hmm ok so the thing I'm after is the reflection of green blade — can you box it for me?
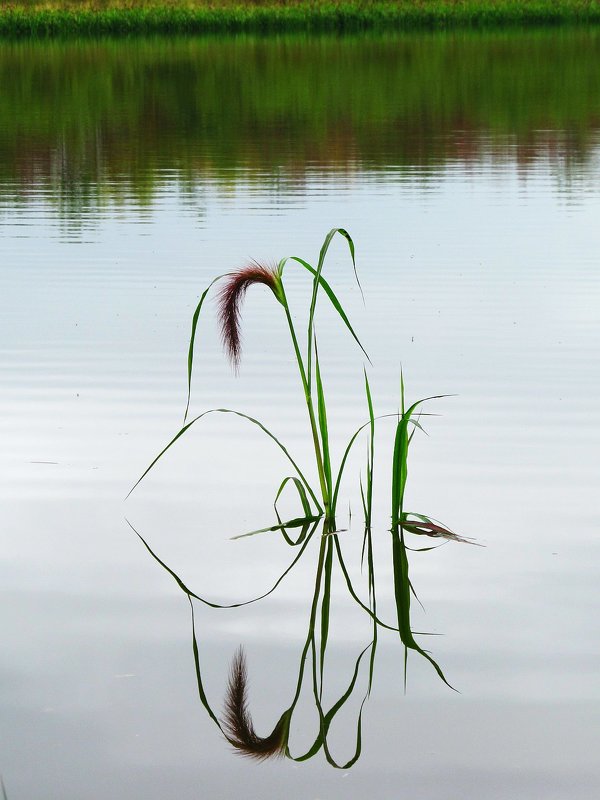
[286,530,374,769]
[319,536,334,699]
[128,519,318,609]
[293,639,371,769]
[391,526,456,691]
[188,595,223,732]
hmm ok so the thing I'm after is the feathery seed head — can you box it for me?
[218,262,283,370]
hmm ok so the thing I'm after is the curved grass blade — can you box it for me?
[280,255,370,364]
[126,407,321,513]
[274,475,312,518]
[184,275,224,423]
[308,228,359,389]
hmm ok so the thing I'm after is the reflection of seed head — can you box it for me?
[222,646,288,761]
[218,262,280,371]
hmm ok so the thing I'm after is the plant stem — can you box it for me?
[280,287,331,521]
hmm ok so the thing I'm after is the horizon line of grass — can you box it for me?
[3,1,600,38]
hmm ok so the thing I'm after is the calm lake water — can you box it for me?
[1,29,599,799]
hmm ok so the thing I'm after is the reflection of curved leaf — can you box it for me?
[188,595,223,731]
[129,519,319,609]
[333,536,401,633]
[131,509,458,767]
[391,526,457,692]
[289,641,372,769]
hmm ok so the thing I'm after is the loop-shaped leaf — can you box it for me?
[127,407,320,513]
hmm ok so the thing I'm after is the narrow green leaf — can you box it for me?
[391,393,451,524]
[184,275,224,423]
[307,228,359,389]
[280,255,370,364]
[364,368,375,527]
[314,340,332,503]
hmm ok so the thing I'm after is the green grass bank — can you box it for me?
[2,1,600,37]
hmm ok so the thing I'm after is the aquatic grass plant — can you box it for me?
[127,227,481,762]
[131,227,368,528]
[3,1,600,38]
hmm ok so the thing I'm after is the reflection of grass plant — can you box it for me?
[128,227,479,763]
[131,502,471,764]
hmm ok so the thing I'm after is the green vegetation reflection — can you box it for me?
[2,30,600,216]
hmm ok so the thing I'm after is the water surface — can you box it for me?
[1,29,599,799]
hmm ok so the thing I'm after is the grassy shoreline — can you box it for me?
[2,1,600,37]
